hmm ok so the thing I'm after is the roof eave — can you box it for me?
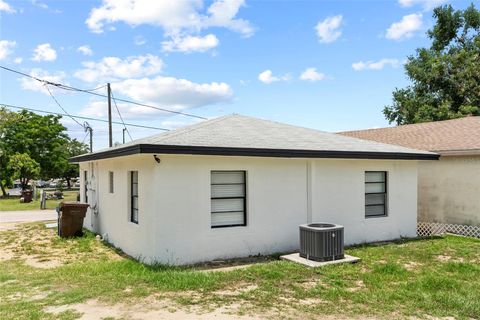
[69,144,440,163]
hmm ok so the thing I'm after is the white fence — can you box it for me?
[417,222,480,238]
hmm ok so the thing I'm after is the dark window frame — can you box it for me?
[211,170,247,228]
[365,171,388,218]
[130,171,138,224]
[109,171,114,194]
[84,170,88,203]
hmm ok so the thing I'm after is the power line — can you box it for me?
[1,103,170,131]
[0,65,106,92]
[110,89,133,141]
[44,83,84,129]
[0,65,208,120]
[81,130,90,144]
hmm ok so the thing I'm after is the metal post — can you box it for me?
[84,122,93,153]
[89,127,93,152]
[107,83,112,147]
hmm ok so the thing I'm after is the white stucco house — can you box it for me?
[341,116,480,227]
[71,115,438,265]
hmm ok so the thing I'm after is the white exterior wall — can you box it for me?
[80,155,418,265]
[418,156,480,226]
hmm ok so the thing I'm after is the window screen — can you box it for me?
[211,171,246,228]
[130,171,138,223]
[84,170,88,203]
[365,171,387,217]
[109,171,114,193]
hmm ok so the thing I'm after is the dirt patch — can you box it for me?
[213,284,258,296]
[0,222,123,268]
[346,280,365,292]
[44,297,265,320]
[436,255,451,262]
[0,222,19,231]
[404,261,423,271]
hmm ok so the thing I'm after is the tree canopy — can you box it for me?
[7,153,40,190]
[384,4,480,125]
[0,107,89,195]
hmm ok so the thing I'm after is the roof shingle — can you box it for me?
[340,116,480,155]
[72,114,438,162]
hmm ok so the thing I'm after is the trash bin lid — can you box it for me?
[59,201,89,208]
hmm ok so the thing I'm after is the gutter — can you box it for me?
[70,144,440,163]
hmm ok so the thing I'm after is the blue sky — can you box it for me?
[0,0,473,149]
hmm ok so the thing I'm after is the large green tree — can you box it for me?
[0,108,19,196]
[7,153,40,191]
[384,4,480,125]
[62,139,89,188]
[1,109,69,180]
[0,108,89,196]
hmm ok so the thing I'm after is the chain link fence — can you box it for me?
[417,221,480,238]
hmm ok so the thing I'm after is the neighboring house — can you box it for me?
[341,116,480,227]
[71,115,437,265]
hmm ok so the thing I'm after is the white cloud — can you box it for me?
[258,70,290,84]
[20,68,67,94]
[32,43,57,61]
[74,54,164,83]
[398,0,447,10]
[299,68,326,82]
[112,76,234,110]
[13,57,22,64]
[0,40,16,60]
[0,0,15,13]
[86,0,254,37]
[80,100,158,119]
[386,13,423,40]
[162,34,219,53]
[81,77,233,118]
[77,45,93,56]
[315,15,343,43]
[352,58,401,71]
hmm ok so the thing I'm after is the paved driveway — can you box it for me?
[0,210,57,223]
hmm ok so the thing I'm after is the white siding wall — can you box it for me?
[80,155,418,265]
[418,156,480,226]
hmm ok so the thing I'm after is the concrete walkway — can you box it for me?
[0,210,57,223]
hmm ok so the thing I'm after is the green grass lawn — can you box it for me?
[0,222,479,319]
[0,190,78,211]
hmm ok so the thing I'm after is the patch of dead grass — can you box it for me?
[0,222,123,268]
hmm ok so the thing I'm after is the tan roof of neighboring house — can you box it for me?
[340,116,480,155]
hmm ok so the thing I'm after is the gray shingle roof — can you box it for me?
[71,114,438,162]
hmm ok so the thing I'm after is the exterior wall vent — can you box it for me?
[299,223,344,261]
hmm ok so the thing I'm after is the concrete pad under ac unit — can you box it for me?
[280,253,360,268]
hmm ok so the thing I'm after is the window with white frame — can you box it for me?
[130,171,138,223]
[109,171,114,193]
[365,171,387,218]
[211,171,246,228]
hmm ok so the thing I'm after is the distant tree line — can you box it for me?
[384,4,480,125]
[0,108,89,195]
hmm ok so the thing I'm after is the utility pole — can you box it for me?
[123,128,126,144]
[107,83,112,147]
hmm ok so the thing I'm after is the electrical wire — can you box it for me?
[0,65,208,120]
[1,103,169,131]
[81,130,90,144]
[44,83,84,129]
[0,66,106,92]
[110,89,133,141]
